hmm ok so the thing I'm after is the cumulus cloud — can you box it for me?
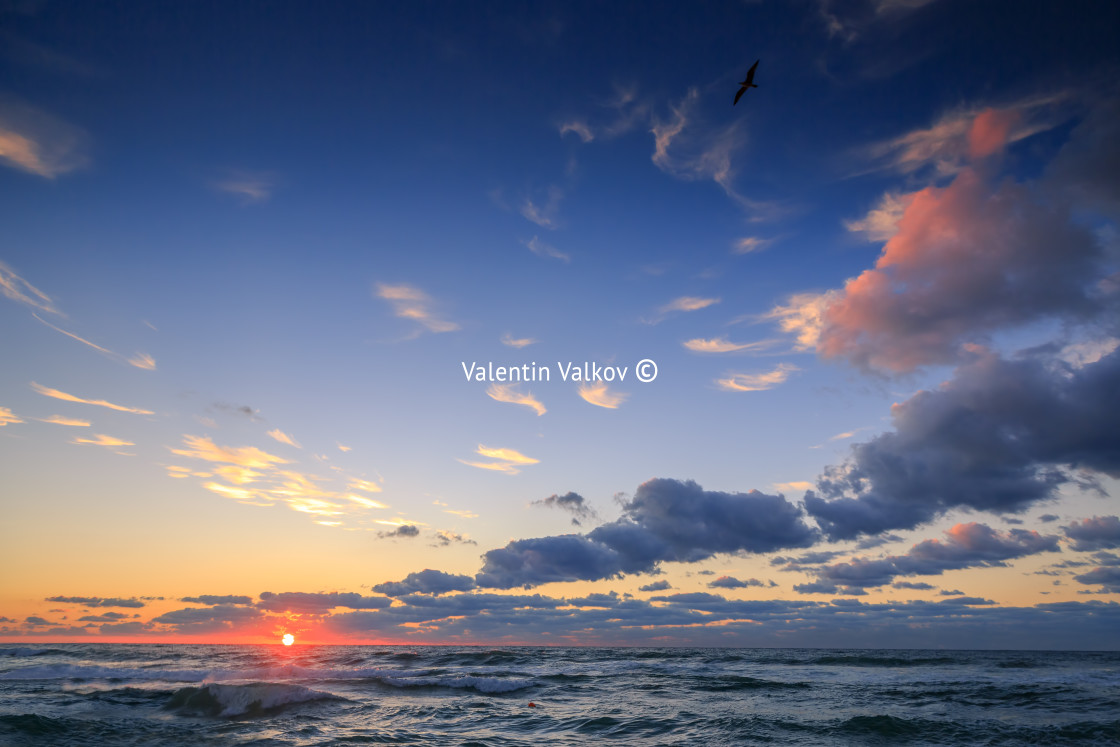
[1073,566,1120,593]
[378,524,420,539]
[806,348,1120,539]
[151,604,264,634]
[31,382,154,415]
[639,580,672,592]
[0,260,60,314]
[777,103,1113,374]
[376,283,459,334]
[486,384,546,416]
[1064,516,1120,552]
[797,523,1060,594]
[476,478,817,589]
[373,570,476,597]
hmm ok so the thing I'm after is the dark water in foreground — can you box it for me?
[1,645,1117,745]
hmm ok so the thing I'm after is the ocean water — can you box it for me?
[0,645,1117,745]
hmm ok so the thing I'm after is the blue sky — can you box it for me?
[1,0,1119,647]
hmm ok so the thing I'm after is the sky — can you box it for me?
[1,0,1119,649]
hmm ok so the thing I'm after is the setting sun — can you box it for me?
[282,634,294,646]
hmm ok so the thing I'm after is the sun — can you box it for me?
[282,633,294,646]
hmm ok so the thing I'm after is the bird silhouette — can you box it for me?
[733,59,759,106]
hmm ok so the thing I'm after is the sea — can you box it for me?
[1,645,1117,745]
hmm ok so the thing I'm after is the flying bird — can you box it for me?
[733,59,759,106]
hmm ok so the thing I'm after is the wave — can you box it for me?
[0,647,71,658]
[694,675,811,692]
[809,654,960,667]
[0,662,534,694]
[164,682,342,718]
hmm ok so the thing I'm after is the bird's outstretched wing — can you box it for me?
[733,86,747,106]
[744,59,759,86]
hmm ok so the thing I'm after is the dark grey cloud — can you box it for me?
[806,349,1120,539]
[892,581,935,590]
[76,612,129,622]
[638,580,672,592]
[373,570,476,597]
[806,523,1059,592]
[1073,566,1120,593]
[45,596,144,608]
[431,530,476,546]
[210,402,260,420]
[151,605,263,634]
[181,595,253,606]
[1064,516,1120,551]
[1038,514,1060,523]
[256,591,391,614]
[532,491,597,525]
[378,524,420,539]
[708,576,772,589]
[476,479,817,589]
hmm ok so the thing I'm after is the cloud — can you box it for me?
[486,384,546,416]
[170,435,290,469]
[432,530,477,546]
[267,429,301,448]
[31,313,158,370]
[376,283,459,334]
[45,596,144,608]
[784,103,1113,374]
[638,580,672,592]
[578,381,627,409]
[532,491,598,524]
[151,604,264,634]
[213,171,275,204]
[524,236,570,262]
[799,523,1059,594]
[30,382,154,415]
[732,237,771,254]
[660,296,720,315]
[520,186,563,229]
[337,443,351,452]
[501,333,537,348]
[181,595,253,606]
[1064,516,1120,552]
[211,402,259,420]
[476,478,817,589]
[0,406,23,426]
[683,337,776,354]
[716,364,798,392]
[257,591,390,614]
[37,415,89,427]
[558,85,649,143]
[348,479,382,494]
[373,570,476,597]
[0,261,60,314]
[72,433,133,449]
[378,524,420,539]
[892,581,935,590]
[459,444,538,475]
[0,98,88,178]
[805,348,1120,539]
[708,576,770,589]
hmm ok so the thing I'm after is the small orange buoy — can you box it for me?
[528,702,536,708]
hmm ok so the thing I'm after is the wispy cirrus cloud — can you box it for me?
[0,260,61,315]
[653,296,720,323]
[524,236,570,262]
[38,415,90,426]
[31,382,154,415]
[33,314,156,370]
[0,406,23,426]
[578,381,628,409]
[72,433,134,449]
[0,98,89,178]
[501,333,537,348]
[458,444,539,475]
[266,429,301,448]
[716,364,798,392]
[732,237,772,254]
[683,337,776,354]
[213,170,276,204]
[376,283,459,335]
[486,384,546,416]
[170,435,289,469]
[520,185,564,229]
